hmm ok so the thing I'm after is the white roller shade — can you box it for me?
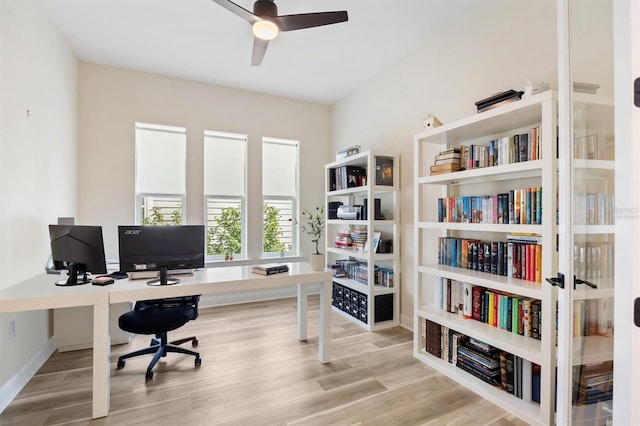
[204,131,246,196]
[263,139,297,197]
[135,123,186,194]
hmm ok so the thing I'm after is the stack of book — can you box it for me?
[456,338,501,386]
[430,148,462,175]
[334,229,353,249]
[350,227,368,251]
[573,360,613,405]
[251,263,289,276]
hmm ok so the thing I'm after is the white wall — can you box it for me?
[0,0,78,388]
[77,63,332,260]
[331,1,558,328]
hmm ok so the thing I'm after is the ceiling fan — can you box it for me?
[210,0,348,66]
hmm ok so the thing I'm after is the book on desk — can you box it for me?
[251,263,289,275]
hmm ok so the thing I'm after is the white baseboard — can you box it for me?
[0,337,55,414]
[400,313,414,331]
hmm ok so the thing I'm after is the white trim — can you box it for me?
[0,337,55,414]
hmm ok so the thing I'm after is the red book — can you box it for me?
[472,286,483,321]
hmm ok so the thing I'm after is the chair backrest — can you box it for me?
[135,295,200,320]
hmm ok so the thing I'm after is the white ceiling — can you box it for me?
[41,0,457,105]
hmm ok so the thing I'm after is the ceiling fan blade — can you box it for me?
[251,37,269,66]
[210,0,260,24]
[274,11,348,32]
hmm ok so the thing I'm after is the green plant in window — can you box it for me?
[263,205,286,253]
[143,207,164,225]
[207,206,241,257]
[143,206,182,226]
[170,209,182,225]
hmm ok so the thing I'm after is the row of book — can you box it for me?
[438,235,543,283]
[463,127,542,169]
[425,320,541,402]
[329,166,367,191]
[574,298,611,338]
[428,127,543,176]
[331,259,395,288]
[574,242,614,281]
[435,279,542,340]
[574,133,614,161]
[437,187,542,225]
[574,192,615,226]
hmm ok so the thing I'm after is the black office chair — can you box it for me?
[116,295,202,381]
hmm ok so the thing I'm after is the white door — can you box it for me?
[557,1,616,425]
[612,0,640,424]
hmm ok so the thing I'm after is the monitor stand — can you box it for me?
[147,266,180,286]
[55,263,91,286]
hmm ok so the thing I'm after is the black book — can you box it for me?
[491,241,499,275]
[519,133,529,162]
[329,168,336,191]
[483,242,491,273]
[456,359,502,386]
[251,263,289,275]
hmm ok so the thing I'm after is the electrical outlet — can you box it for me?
[9,320,16,339]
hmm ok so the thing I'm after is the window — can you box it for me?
[135,123,186,225]
[262,138,299,256]
[204,131,247,259]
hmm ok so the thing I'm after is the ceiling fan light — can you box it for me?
[252,20,279,40]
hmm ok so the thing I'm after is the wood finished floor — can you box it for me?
[1,296,528,426]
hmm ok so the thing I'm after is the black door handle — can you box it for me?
[545,272,565,289]
[574,277,597,289]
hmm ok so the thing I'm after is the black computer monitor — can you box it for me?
[118,225,205,286]
[49,225,108,286]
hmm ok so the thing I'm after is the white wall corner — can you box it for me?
[0,337,55,414]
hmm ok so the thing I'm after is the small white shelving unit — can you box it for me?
[325,150,400,331]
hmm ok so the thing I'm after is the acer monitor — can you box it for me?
[49,225,108,286]
[118,225,205,286]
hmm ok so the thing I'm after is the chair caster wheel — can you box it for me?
[195,358,202,367]
[192,338,198,347]
[117,360,125,369]
[145,371,153,381]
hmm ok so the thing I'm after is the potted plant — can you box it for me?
[301,206,325,271]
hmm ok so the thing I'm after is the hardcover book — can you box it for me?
[251,263,289,275]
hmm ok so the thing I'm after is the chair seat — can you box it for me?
[119,305,196,335]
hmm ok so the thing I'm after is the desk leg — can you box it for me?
[318,280,332,363]
[297,283,308,341]
[92,303,110,418]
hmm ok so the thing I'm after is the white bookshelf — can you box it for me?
[325,150,400,331]
[413,91,558,425]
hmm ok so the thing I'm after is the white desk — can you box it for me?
[0,263,332,419]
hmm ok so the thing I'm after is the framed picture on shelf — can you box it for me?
[375,156,394,186]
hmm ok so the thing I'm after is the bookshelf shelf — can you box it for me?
[413,92,557,425]
[417,221,542,234]
[573,335,613,365]
[418,306,542,364]
[419,264,543,299]
[418,158,546,185]
[413,349,542,426]
[325,150,400,331]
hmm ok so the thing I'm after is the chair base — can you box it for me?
[117,333,201,381]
